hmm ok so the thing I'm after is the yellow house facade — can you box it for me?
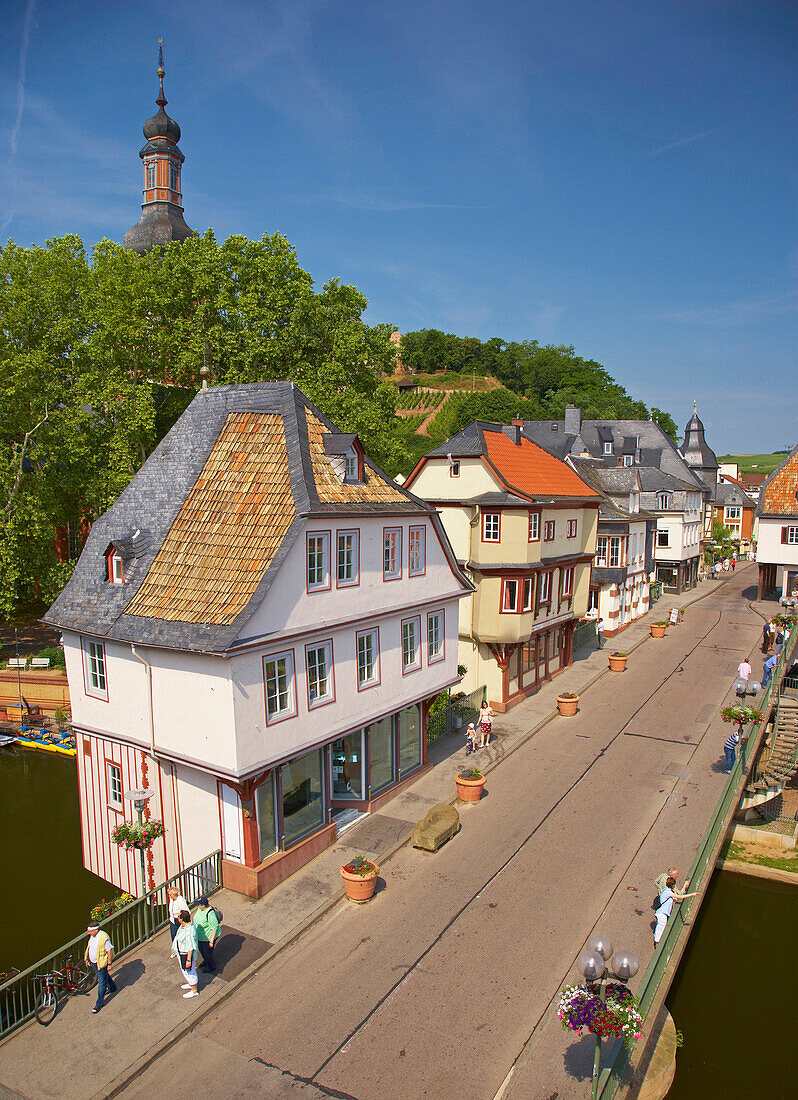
[406,422,600,711]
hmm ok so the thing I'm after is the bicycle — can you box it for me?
[34,956,96,1025]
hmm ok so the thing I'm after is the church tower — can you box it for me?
[680,401,719,492]
[124,42,196,254]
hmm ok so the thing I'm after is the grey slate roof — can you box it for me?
[44,383,466,653]
[715,482,756,508]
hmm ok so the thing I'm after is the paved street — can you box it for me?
[112,568,764,1100]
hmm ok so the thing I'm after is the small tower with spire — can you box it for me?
[680,400,719,492]
[124,41,196,253]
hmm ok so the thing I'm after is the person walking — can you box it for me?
[736,659,752,689]
[653,877,698,945]
[84,921,117,1014]
[762,621,772,654]
[596,617,605,649]
[194,897,220,974]
[171,909,200,998]
[478,699,495,747]
[710,563,716,580]
[731,555,736,572]
[724,729,740,772]
[167,885,189,943]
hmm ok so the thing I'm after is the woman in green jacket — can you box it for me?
[170,910,199,998]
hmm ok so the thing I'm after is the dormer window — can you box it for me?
[345,450,359,481]
[106,548,124,585]
[629,491,640,514]
[603,442,613,455]
[623,454,633,467]
[658,493,671,511]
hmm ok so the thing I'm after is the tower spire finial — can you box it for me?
[693,399,697,415]
[156,38,167,109]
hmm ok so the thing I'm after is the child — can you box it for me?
[465,723,478,755]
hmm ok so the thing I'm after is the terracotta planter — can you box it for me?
[608,654,628,673]
[340,863,379,903]
[650,624,667,638]
[556,694,579,716]
[455,772,486,802]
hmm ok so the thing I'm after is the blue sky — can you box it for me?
[1,0,796,454]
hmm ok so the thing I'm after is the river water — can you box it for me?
[666,869,798,1097]
[0,746,110,975]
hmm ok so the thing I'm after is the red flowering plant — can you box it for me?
[721,705,763,726]
[111,819,165,850]
[90,893,135,921]
[557,983,643,1050]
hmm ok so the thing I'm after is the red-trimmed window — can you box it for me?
[107,762,123,810]
[544,520,555,542]
[384,528,402,580]
[105,547,124,585]
[561,567,574,599]
[522,577,534,612]
[501,578,519,613]
[781,526,798,545]
[356,628,380,689]
[482,512,501,542]
[539,572,552,606]
[336,530,359,587]
[306,640,334,709]
[263,650,297,724]
[409,526,426,576]
[83,638,108,701]
[528,512,540,542]
[307,532,331,592]
[427,609,445,663]
[401,616,421,673]
[566,519,578,539]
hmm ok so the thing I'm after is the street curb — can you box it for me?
[93,570,743,1098]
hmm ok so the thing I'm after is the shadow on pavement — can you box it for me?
[114,958,145,991]
[213,929,273,983]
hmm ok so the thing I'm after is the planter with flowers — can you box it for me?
[455,767,486,802]
[556,691,579,716]
[557,983,644,1050]
[608,651,628,673]
[340,855,380,903]
[90,893,135,922]
[111,819,166,851]
[650,622,667,638]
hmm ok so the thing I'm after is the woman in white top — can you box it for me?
[478,700,495,748]
[167,886,189,942]
[653,876,697,945]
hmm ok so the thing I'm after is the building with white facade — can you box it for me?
[44,384,471,898]
[756,444,798,601]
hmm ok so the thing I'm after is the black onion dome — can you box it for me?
[143,105,181,144]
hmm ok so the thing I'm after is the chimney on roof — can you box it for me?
[564,405,582,435]
[511,418,524,427]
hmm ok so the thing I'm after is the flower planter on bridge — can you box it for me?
[650,622,667,638]
[556,692,579,716]
[608,652,628,672]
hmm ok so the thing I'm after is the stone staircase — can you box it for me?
[742,697,798,811]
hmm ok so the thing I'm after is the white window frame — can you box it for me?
[623,454,633,466]
[603,441,613,455]
[522,577,534,612]
[595,536,608,567]
[356,628,380,689]
[528,512,540,542]
[305,640,334,709]
[544,520,556,542]
[449,460,460,478]
[561,566,574,599]
[658,494,671,511]
[608,536,622,568]
[336,530,359,588]
[83,638,108,701]
[427,610,445,663]
[401,616,421,673]
[409,525,426,576]
[384,527,402,580]
[501,579,519,613]
[307,532,331,592]
[566,519,578,539]
[107,762,123,810]
[482,512,501,542]
[786,527,798,545]
[344,449,359,482]
[263,650,297,724]
[539,572,552,605]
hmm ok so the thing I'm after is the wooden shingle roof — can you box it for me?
[306,411,407,505]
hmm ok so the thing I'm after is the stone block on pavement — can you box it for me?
[411,803,460,851]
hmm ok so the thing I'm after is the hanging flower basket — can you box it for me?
[90,893,135,921]
[557,983,644,1050]
[721,705,764,726]
[340,856,380,903]
[111,819,166,851]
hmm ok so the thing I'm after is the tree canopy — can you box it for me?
[0,231,400,616]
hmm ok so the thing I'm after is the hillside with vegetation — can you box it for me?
[718,453,789,476]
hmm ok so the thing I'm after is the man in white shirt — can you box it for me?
[737,659,752,685]
[168,886,189,942]
[84,922,116,1013]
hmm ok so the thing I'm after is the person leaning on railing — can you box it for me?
[653,877,698,945]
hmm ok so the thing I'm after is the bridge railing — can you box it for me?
[0,850,222,1038]
[427,685,486,745]
[596,634,797,1099]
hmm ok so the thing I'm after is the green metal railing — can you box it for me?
[0,850,222,1037]
[573,619,598,651]
[595,636,797,1099]
[427,685,486,745]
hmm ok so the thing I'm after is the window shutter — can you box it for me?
[782,527,789,544]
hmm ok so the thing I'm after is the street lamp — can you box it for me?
[124,788,154,928]
[577,934,639,1100]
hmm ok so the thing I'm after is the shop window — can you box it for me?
[336,530,359,587]
[369,715,394,793]
[256,776,277,858]
[409,526,426,575]
[398,704,421,775]
[332,731,364,800]
[263,651,296,723]
[281,748,325,847]
[307,532,330,591]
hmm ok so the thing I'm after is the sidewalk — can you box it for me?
[0,568,758,1100]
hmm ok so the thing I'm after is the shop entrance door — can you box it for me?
[331,730,365,804]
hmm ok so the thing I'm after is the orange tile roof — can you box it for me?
[761,448,798,515]
[305,411,408,503]
[126,412,294,625]
[483,431,599,499]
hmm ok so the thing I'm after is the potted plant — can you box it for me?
[650,621,667,638]
[90,893,135,922]
[556,691,579,716]
[608,651,628,672]
[557,983,643,1050]
[455,767,486,802]
[110,819,165,850]
[340,855,380,903]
